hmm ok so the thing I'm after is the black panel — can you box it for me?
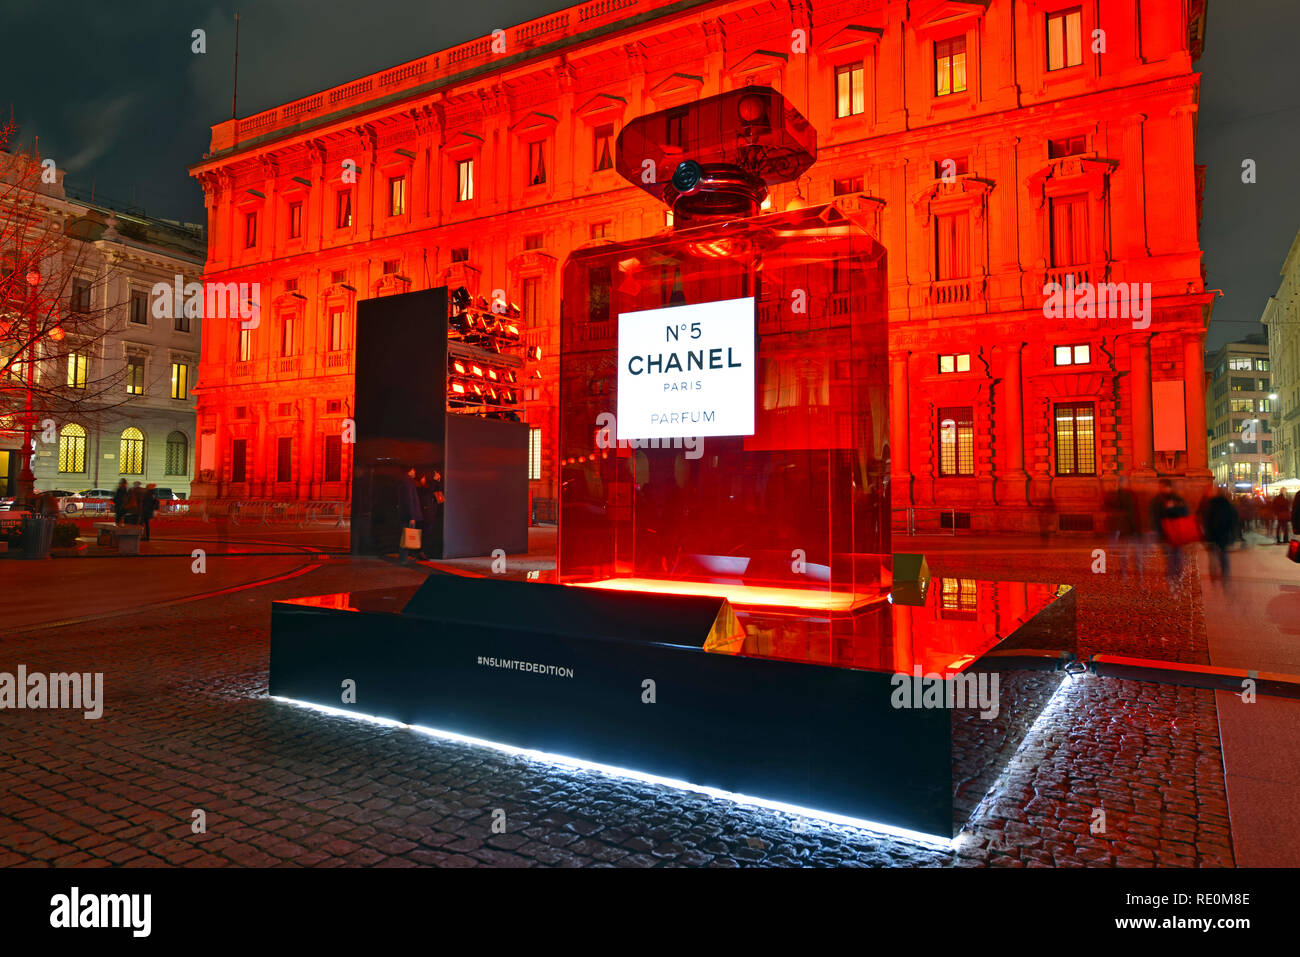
[403,574,726,648]
[350,288,448,555]
[443,415,529,558]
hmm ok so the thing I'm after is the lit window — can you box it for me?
[389,175,406,217]
[280,316,295,357]
[289,201,303,239]
[457,159,475,202]
[1055,344,1090,366]
[170,362,189,399]
[835,63,865,118]
[935,36,967,96]
[126,358,145,395]
[238,327,252,362]
[1047,8,1083,72]
[938,407,975,476]
[1049,194,1089,267]
[329,307,345,352]
[529,427,542,481]
[120,427,144,475]
[67,352,87,389]
[336,190,352,229]
[528,141,547,187]
[58,424,86,473]
[1054,403,1096,475]
[594,124,614,172]
[245,211,258,248]
[938,353,970,374]
[1229,356,1252,371]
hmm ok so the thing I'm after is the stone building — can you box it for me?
[188,0,1213,532]
[1205,334,1275,489]
[1262,229,1300,482]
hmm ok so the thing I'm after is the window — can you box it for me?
[280,316,295,357]
[170,362,189,399]
[590,221,611,239]
[336,190,352,229]
[834,63,865,118]
[58,424,86,473]
[245,211,258,248]
[1048,135,1087,159]
[73,278,92,313]
[388,175,406,217]
[165,431,188,476]
[529,428,542,481]
[329,306,345,351]
[833,176,864,196]
[524,234,544,251]
[238,327,252,362]
[67,352,87,389]
[1230,376,1253,391]
[120,427,144,475]
[1046,7,1083,71]
[278,402,292,418]
[933,157,969,178]
[331,269,347,284]
[276,436,293,483]
[323,434,342,482]
[665,107,687,148]
[231,438,247,483]
[935,36,967,96]
[288,201,303,239]
[382,259,399,275]
[594,124,614,171]
[1228,356,1253,371]
[522,276,540,329]
[126,358,145,395]
[1259,397,1274,413]
[1230,398,1255,413]
[235,405,247,420]
[589,266,611,323]
[1049,194,1089,267]
[938,407,975,476]
[934,211,970,280]
[129,289,147,323]
[940,578,978,614]
[1054,403,1096,475]
[326,399,342,414]
[938,353,970,374]
[528,140,547,186]
[1255,358,1270,371]
[451,247,469,263]
[457,159,475,202]
[1054,344,1091,366]
[175,306,190,333]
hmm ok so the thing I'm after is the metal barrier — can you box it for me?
[224,500,349,528]
[896,507,958,536]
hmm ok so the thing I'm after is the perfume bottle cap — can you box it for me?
[616,86,817,210]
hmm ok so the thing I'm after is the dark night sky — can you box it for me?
[3,0,1296,350]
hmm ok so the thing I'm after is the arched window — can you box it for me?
[165,431,188,476]
[120,427,144,475]
[58,423,86,473]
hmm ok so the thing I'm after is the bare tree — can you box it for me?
[0,119,135,503]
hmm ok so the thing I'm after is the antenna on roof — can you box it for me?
[232,13,241,120]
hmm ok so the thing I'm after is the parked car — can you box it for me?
[78,489,117,514]
[37,490,83,513]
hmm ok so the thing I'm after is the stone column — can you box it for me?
[890,351,912,509]
[1184,330,1211,478]
[1130,335,1155,474]
[998,341,1028,505]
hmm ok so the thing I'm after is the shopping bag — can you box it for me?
[401,526,422,550]
[1161,515,1200,547]
[1288,539,1300,564]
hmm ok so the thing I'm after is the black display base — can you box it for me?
[269,577,1076,840]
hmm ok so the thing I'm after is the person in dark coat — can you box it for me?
[397,467,422,564]
[1150,479,1190,587]
[1199,491,1238,584]
[140,484,159,542]
[1292,491,1300,540]
[112,478,129,525]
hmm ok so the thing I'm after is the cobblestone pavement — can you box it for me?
[0,552,1235,867]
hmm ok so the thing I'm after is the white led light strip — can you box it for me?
[270,695,960,850]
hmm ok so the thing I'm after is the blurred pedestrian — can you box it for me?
[1111,478,1143,578]
[397,466,422,565]
[1151,479,1194,588]
[1199,490,1238,584]
[140,483,158,542]
[1271,493,1291,544]
[112,478,129,525]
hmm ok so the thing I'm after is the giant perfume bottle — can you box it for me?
[558,87,889,612]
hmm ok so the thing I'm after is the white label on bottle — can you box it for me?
[616,297,755,440]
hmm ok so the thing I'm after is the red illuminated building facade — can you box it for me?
[190,0,1212,532]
